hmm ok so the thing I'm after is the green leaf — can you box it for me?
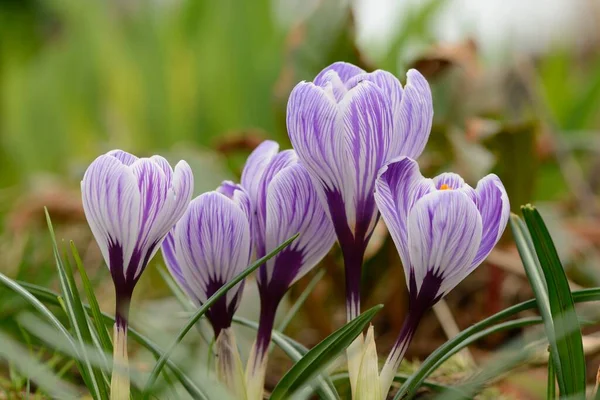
[269,304,383,400]
[17,280,209,399]
[393,288,600,399]
[233,316,339,400]
[0,331,79,399]
[329,372,469,398]
[141,233,299,398]
[45,209,107,400]
[521,205,586,398]
[548,352,556,400]
[70,242,113,354]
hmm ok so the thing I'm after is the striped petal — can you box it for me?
[162,231,200,304]
[433,172,476,201]
[472,174,510,267]
[397,69,433,159]
[254,150,298,256]
[314,61,365,87]
[218,181,254,260]
[408,190,482,297]
[339,80,394,237]
[241,140,280,204]
[108,149,138,166]
[287,82,345,218]
[81,155,140,277]
[173,192,252,333]
[374,157,434,283]
[262,164,336,290]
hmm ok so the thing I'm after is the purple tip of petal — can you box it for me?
[313,62,366,87]
[396,69,433,159]
[217,180,238,198]
[241,140,280,199]
[471,174,510,267]
[433,173,466,190]
[107,149,138,166]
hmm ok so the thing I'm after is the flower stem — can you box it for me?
[342,244,366,322]
[216,328,246,399]
[111,296,131,400]
[245,299,278,400]
[379,310,423,398]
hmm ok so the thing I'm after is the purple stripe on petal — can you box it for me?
[407,190,482,297]
[174,192,251,310]
[241,140,280,204]
[254,150,298,257]
[313,62,365,87]
[338,80,393,236]
[108,149,139,166]
[129,159,170,278]
[433,173,466,190]
[162,230,200,304]
[150,155,174,188]
[472,174,510,267]
[262,164,335,289]
[396,69,433,159]
[287,82,344,211]
[81,154,140,277]
[374,157,434,283]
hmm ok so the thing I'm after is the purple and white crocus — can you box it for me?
[81,150,193,400]
[162,183,252,396]
[241,141,336,400]
[374,157,510,396]
[287,62,433,321]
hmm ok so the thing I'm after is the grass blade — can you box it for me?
[17,281,208,399]
[0,332,79,399]
[392,288,600,399]
[141,233,299,398]
[548,352,556,400]
[70,242,113,353]
[521,205,586,398]
[269,305,383,400]
[45,209,106,400]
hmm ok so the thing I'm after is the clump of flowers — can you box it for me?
[78,62,510,400]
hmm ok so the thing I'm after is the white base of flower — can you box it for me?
[356,326,381,400]
[346,333,364,398]
[245,340,268,400]
[216,328,247,399]
[111,323,130,400]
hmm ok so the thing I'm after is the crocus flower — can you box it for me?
[287,62,433,321]
[241,141,336,400]
[374,157,510,396]
[162,182,252,397]
[81,149,193,400]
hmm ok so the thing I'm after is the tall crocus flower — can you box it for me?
[162,182,252,397]
[287,62,433,321]
[374,157,510,396]
[241,141,336,400]
[81,150,193,400]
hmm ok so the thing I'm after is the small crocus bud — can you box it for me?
[356,325,381,400]
[241,141,336,400]
[162,183,252,397]
[287,62,433,322]
[374,157,510,397]
[81,150,193,400]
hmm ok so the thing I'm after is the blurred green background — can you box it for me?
[1,0,600,398]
